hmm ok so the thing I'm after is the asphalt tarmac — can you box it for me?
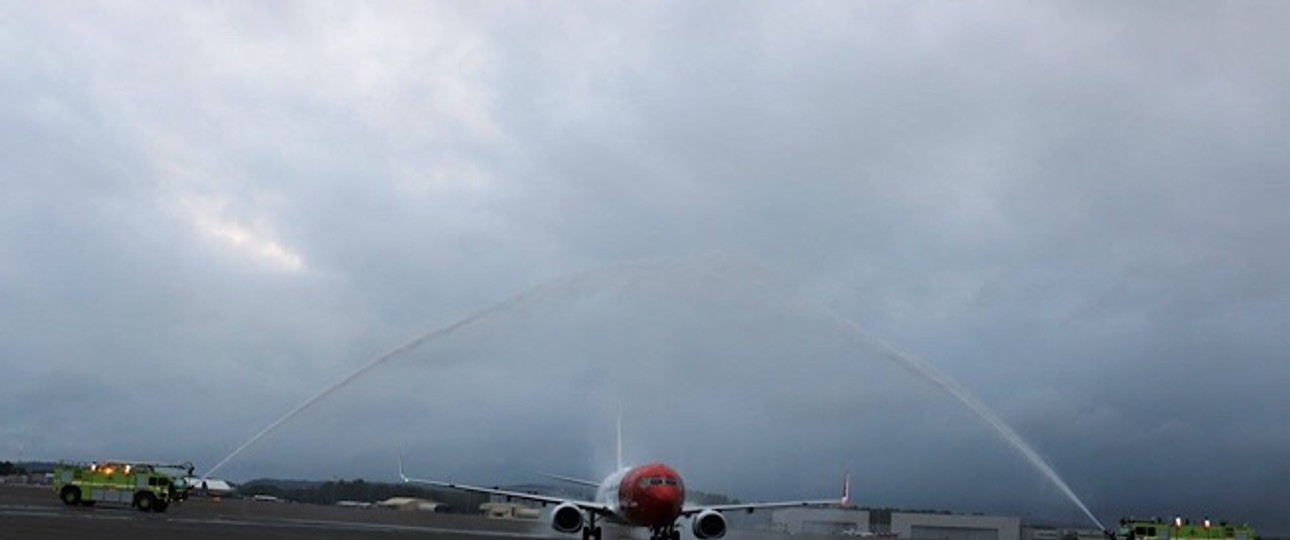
[1,484,825,540]
[0,483,559,540]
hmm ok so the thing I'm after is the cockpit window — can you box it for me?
[640,476,682,488]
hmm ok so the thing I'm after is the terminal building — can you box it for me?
[772,508,1020,540]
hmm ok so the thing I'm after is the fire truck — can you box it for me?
[1111,518,1257,540]
[53,461,195,512]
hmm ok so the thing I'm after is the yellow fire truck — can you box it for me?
[1111,518,1257,540]
[53,461,195,512]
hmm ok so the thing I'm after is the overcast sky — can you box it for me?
[2,1,1288,534]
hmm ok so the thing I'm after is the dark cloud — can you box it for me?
[2,2,1288,535]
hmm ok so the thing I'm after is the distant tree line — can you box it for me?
[239,478,490,512]
[234,478,744,515]
[0,461,27,476]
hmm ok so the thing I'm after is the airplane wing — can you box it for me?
[537,472,603,489]
[398,459,613,515]
[679,499,839,517]
[679,472,850,517]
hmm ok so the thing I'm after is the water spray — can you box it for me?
[715,260,1105,529]
[201,257,715,480]
[201,269,601,479]
[201,255,1106,531]
[821,309,1106,531]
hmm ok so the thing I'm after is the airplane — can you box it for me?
[398,427,850,540]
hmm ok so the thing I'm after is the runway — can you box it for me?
[0,483,824,540]
[0,483,559,540]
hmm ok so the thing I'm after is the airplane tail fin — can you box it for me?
[840,471,851,507]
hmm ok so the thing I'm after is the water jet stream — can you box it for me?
[201,256,721,479]
[202,269,602,479]
[822,309,1105,531]
[202,256,1105,532]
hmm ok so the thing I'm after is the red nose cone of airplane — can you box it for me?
[619,464,685,527]
[637,482,684,525]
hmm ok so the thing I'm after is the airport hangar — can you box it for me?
[772,507,1020,540]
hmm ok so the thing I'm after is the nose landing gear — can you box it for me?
[651,524,681,540]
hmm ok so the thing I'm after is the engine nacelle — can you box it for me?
[551,502,585,533]
[692,510,728,540]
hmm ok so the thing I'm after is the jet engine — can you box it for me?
[691,510,727,539]
[551,502,585,533]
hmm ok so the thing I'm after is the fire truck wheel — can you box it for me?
[60,486,81,506]
[135,492,157,512]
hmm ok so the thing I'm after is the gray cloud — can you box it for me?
[2,1,1288,534]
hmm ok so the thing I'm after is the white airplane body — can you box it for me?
[401,459,849,540]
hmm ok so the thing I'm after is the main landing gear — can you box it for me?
[582,514,602,540]
[650,525,681,540]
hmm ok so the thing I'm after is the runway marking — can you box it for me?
[0,506,138,521]
[0,504,57,512]
[0,503,557,538]
[166,515,557,538]
[0,509,61,518]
